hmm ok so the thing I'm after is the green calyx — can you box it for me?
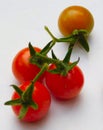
[5,63,48,119]
[49,43,80,76]
[5,83,38,119]
[30,41,79,76]
[29,41,56,68]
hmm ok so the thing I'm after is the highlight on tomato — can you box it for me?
[58,5,94,36]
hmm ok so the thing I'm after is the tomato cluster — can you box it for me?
[5,5,94,122]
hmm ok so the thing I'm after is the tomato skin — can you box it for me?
[58,5,94,36]
[45,64,84,99]
[11,81,51,122]
[12,47,45,83]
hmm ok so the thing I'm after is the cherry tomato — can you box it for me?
[45,64,84,99]
[12,47,45,83]
[58,5,94,36]
[11,81,51,122]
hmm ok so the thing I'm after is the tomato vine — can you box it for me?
[4,5,94,122]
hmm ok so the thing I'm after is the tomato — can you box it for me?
[45,64,84,99]
[11,81,51,122]
[58,5,94,36]
[12,47,45,83]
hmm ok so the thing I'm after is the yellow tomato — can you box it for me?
[58,5,94,36]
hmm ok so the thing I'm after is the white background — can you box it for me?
[0,0,103,129]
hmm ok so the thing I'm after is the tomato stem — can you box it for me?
[45,26,89,52]
[32,63,48,84]
[44,26,58,42]
[45,26,76,43]
[63,43,75,63]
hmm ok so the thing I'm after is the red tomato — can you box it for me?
[12,47,45,83]
[58,5,94,36]
[12,81,51,122]
[45,64,84,99]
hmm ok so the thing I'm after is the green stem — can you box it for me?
[44,26,58,42]
[21,63,48,108]
[68,43,75,62]
[45,26,76,43]
[63,43,75,63]
[32,63,48,84]
[45,26,89,52]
